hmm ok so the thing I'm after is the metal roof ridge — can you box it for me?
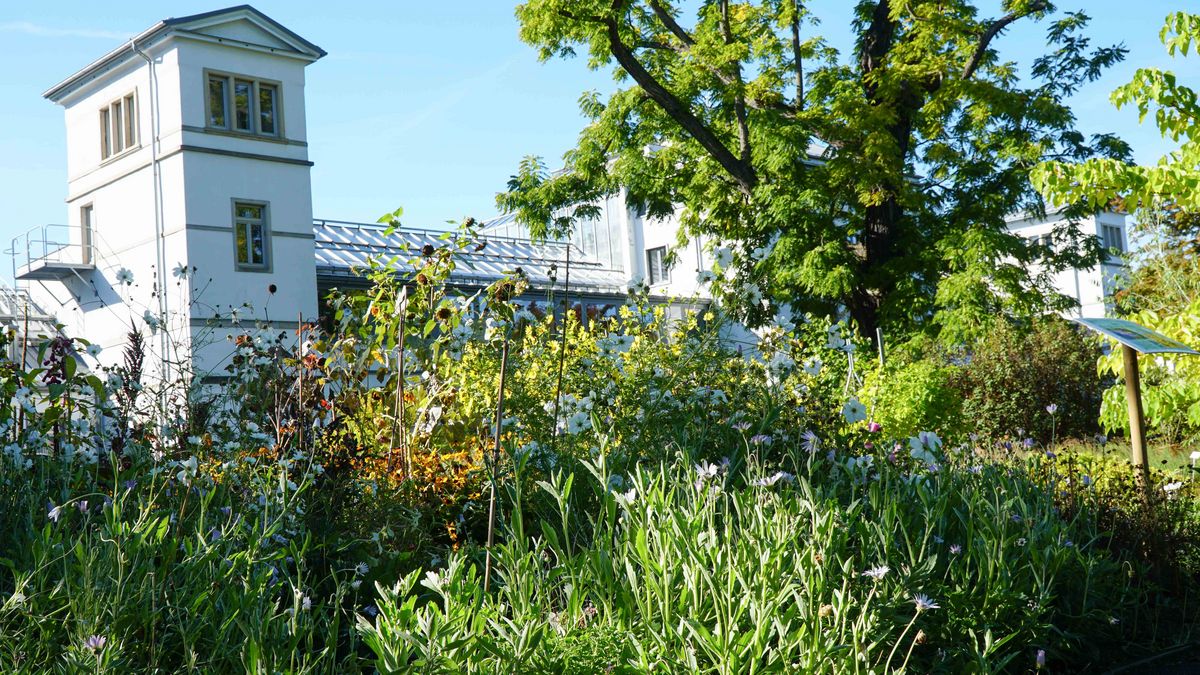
[313,218,603,262]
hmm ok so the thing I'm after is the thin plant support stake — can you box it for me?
[390,287,409,478]
[550,245,570,451]
[484,330,511,593]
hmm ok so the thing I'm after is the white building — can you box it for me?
[13,6,325,379]
[1005,208,1129,318]
[8,5,1129,381]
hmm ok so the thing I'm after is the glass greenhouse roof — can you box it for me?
[313,219,628,294]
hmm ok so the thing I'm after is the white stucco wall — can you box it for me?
[1004,211,1129,318]
[24,17,320,380]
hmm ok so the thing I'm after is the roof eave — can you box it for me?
[43,5,326,104]
[42,22,168,103]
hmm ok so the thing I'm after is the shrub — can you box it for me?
[860,359,964,439]
[952,317,1104,443]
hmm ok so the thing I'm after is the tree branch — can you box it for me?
[961,1,1049,81]
[859,0,895,80]
[648,0,695,47]
[720,0,752,165]
[636,16,798,118]
[603,1,757,194]
[791,0,804,109]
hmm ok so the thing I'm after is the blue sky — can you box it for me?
[0,0,1196,273]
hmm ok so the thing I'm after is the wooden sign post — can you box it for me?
[1074,317,1200,499]
[1120,345,1151,490]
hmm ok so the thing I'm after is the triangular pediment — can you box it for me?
[44,5,324,103]
[166,5,325,61]
[189,18,294,51]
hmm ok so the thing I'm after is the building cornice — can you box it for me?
[44,5,325,104]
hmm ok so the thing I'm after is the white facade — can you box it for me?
[484,191,717,306]
[18,6,325,379]
[1005,209,1129,318]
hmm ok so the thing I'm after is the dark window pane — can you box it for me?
[237,204,262,220]
[236,223,249,264]
[234,80,251,131]
[208,77,227,127]
[259,84,276,134]
[100,109,111,159]
[124,94,136,146]
[250,223,265,264]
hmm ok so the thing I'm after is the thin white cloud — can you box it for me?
[0,20,128,40]
[388,57,518,136]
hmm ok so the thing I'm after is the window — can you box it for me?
[99,93,136,160]
[80,205,94,265]
[233,201,269,270]
[1102,224,1125,255]
[208,77,227,127]
[206,72,281,136]
[647,246,668,285]
[259,84,277,134]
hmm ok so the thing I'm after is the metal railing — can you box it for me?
[8,223,95,279]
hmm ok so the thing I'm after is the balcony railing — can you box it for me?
[9,224,95,281]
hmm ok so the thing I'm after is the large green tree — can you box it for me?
[499,0,1129,341]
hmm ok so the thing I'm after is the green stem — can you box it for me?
[882,612,919,674]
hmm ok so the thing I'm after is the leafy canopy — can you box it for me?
[1033,12,1200,213]
[501,0,1129,342]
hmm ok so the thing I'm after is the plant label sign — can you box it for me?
[1072,317,1200,355]
[1073,316,1197,497]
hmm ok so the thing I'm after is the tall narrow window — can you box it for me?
[647,246,668,285]
[111,99,124,154]
[208,76,228,128]
[1102,224,1125,255]
[258,84,277,135]
[234,80,252,131]
[99,108,111,159]
[123,93,136,145]
[233,202,269,270]
[80,205,94,265]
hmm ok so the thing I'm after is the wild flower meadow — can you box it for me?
[1,231,1198,672]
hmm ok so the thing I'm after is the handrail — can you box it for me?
[9,223,95,278]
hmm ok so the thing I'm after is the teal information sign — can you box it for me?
[1072,317,1200,355]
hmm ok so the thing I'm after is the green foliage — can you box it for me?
[1,221,1196,673]
[503,0,1129,341]
[0,333,367,672]
[1098,299,1200,444]
[1033,12,1200,213]
[361,447,1176,673]
[1026,447,1200,576]
[860,359,964,440]
[953,318,1103,444]
[1110,206,1200,315]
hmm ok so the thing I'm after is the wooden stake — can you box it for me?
[1122,345,1151,499]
